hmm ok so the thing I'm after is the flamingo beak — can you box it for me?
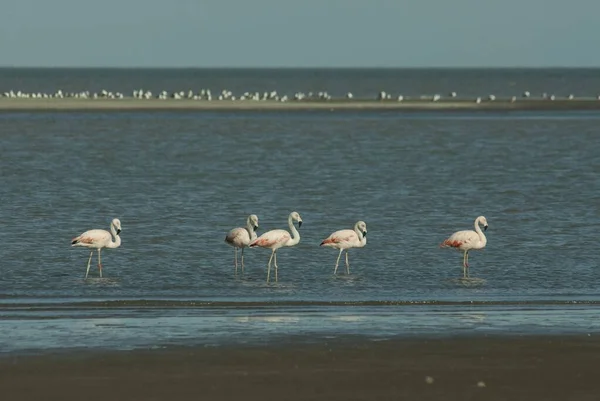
[254,225,259,231]
[117,229,121,235]
[484,225,488,231]
[298,221,302,228]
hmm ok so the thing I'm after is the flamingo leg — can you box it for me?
[334,248,343,275]
[266,250,275,283]
[466,251,470,277]
[345,251,350,275]
[241,247,245,273]
[462,251,467,278]
[98,249,103,278]
[274,251,278,282]
[234,248,238,274]
[85,251,93,279]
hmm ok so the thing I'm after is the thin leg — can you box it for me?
[334,248,343,274]
[274,251,278,282]
[85,251,93,279]
[241,248,245,273]
[466,251,470,277]
[462,251,467,278]
[98,249,103,278]
[266,250,275,283]
[345,251,350,275]
[234,248,238,274]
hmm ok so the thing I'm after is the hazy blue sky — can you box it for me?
[0,0,597,67]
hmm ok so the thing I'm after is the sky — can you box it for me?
[0,0,598,68]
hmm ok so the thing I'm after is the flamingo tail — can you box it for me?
[320,238,334,246]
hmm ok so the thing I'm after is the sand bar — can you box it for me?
[1,98,600,112]
[1,334,598,401]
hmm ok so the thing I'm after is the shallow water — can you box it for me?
[1,104,600,352]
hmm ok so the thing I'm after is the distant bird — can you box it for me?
[320,221,367,275]
[249,211,302,283]
[225,214,259,274]
[440,216,488,278]
[71,218,122,279]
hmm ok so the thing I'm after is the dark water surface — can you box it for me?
[1,69,600,353]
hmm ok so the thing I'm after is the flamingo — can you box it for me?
[440,216,488,278]
[71,218,122,279]
[249,211,302,283]
[224,214,259,274]
[320,221,367,275]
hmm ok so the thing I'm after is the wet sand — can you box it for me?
[1,335,599,401]
[1,98,600,111]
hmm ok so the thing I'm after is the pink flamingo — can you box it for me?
[249,211,302,283]
[71,218,122,279]
[440,216,488,278]
[320,221,367,275]
[224,214,259,274]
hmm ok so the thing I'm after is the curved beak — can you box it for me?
[298,221,302,228]
[254,225,259,231]
[363,231,367,237]
[116,229,122,235]
[483,225,488,231]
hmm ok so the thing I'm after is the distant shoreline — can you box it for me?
[2,66,600,70]
[2,98,600,112]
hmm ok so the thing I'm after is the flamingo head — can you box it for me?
[112,218,122,235]
[291,211,302,228]
[356,221,367,237]
[477,216,488,231]
[249,214,259,231]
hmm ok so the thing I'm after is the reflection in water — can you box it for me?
[82,277,122,287]
[450,277,487,287]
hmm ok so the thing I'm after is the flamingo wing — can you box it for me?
[71,229,111,247]
[225,227,250,247]
[440,230,479,249]
[250,229,290,248]
[320,229,357,246]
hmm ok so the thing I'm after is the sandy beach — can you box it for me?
[1,97,600,111]
[1,335,598,401]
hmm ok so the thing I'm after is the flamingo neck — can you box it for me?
[287,214,300,246]
[107,224,122,249]
[474,218,487,246]
[246,218,257,241]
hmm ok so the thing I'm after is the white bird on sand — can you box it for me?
[440,216,488,278]
[320,221,367,275]
[225,214,259,274]
[71,218,122,279]
[249,211,302,283]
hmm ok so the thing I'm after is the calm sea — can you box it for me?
[0,68,599,354]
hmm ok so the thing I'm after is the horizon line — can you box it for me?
[1,65,600,70]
